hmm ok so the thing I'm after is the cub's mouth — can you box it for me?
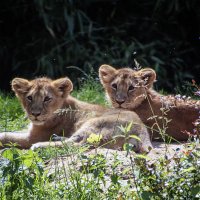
[115,102,127,109]
[31,119,45,125]
[28,116,46,125]
[120,105,127,109]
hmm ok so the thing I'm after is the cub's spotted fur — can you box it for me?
[99,64,200,141]
[0,77,152,152]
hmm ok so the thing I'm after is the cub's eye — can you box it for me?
[111,83,117,90]
[128,85,134,91]
[44,96,51,102]
[27,96,32,101]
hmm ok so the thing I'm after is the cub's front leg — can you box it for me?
[0,131,31,149]
[30,140,69,150]
[0,127,54,149]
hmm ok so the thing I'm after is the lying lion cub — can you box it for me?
[0,77,152,152]
[99,64,199,141]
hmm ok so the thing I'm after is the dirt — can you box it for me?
[44,141,191,182]
[0,138,197,190]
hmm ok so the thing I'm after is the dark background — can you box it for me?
[0,0,200,92]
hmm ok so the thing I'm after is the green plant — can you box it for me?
[0,145,50,199]
[118,122,142,155]
[72,76,107,106]
[1,79,200,199]
[0,93,28,132]
[130,141,200,199]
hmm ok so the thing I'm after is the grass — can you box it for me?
[72,78,108,106]
[0,92,28,132]
[0,80,200,199]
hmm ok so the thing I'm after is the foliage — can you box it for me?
[0,138,199,199]
[132,140,200,199]
[0,93,28,132]
[0,145,51,199]
[72,76,107,106]
[1,0,200,92]
[0,79,200,199]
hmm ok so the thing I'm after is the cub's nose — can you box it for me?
[116,98,125,105]
[31,111,41,117]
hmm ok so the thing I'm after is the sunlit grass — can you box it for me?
[72,78,107,106]
[0,92,28,132]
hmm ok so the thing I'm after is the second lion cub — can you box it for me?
[99,64,199,141]
[0,76,152,152]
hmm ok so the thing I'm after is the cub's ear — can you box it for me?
[138,68,156,88]
[99,64,117,83]
[52,77,73,97]
[12,78,31,95]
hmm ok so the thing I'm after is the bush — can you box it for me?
[1,0,200,92]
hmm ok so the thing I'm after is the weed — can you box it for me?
[72,76,107,106]
[0,145,50,199]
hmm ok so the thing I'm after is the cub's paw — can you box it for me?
[30,142,50,150]
[51,134,66,141]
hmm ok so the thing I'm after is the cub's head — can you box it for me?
[12,77,73,125]
[99,64,156,109]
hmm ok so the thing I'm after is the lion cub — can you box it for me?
[0,77,152,152]
[99,64,200,141]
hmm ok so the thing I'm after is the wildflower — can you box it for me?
[182,150,192,156]
[194,90,200,96]
[182,95,186,100]
[175,94,181,100]
[87,133,102,144]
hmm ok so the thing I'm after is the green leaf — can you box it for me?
[22,150,35,167]
[135,154,149,159]
[191,186,200,197]
[118,125,125,133]
[111,174,119,184]
[2,148,20,161]
[141,191,153,200]
[129,134,141,141]
[180,166,195,174]
[123,143,134,152]
[126,122,133,132]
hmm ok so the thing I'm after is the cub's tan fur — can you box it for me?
[0,77,152,152]
[99,64,200,141]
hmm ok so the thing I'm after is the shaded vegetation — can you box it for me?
[0,0,200,92]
